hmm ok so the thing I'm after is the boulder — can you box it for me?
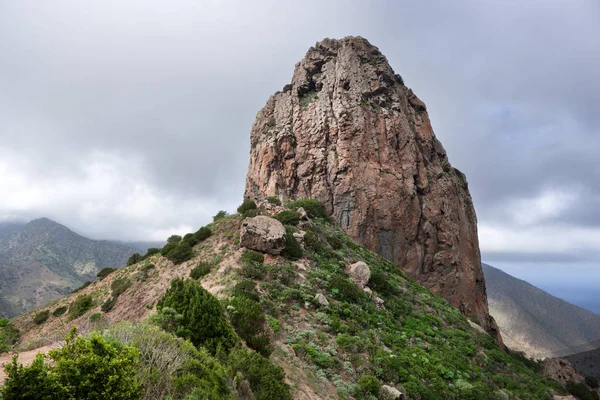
[541,358,583,386]
[315,293,329,306]
[347,261,370,289]
[380,385,404,400]
[240,216,286,255]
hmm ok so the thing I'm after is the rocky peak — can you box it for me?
[244,36,500,341]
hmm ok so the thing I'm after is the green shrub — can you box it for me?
[241,250,264,265]
[242,209,261,218]
[303,230,323,252]
[1,327,142,400]
[586,376,599,389]
[190,262,212,280]
[228,348,292,400]
[329,274,362,302]
[101,297,117,313]
[136,263,155,282]
[68,295,94,320]
[182,233,197,247]
[144,247,161,258]
[161,242,177,256]
[283,227,303,261]
[194,226,212,242]
[33,310,50,325]
[237,199,257,214]
[233,280,260,302]
[167,235,182,244]
[274,210,300,225]
[289,198,328,219]
[228,296,271,357]
[111,277,132,298]
[97,267,116,280]
[156,279,236,354]
[52,306,67,317]
[357,374,381,397]
[166,242,194,264]
[127,253,143,266]
[326,234,343,250]
[213,210,229,221]
[0,322,19,353]
[240,250,266,280]
[71,280,92,294]
[266,196,281,206]
[567,381,598,400]
[89,312,102,323]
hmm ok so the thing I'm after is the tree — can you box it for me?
[127,253,143,266]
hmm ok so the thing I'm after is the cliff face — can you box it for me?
[244,36,498,337]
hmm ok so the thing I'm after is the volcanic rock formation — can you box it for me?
[244,36,498,338]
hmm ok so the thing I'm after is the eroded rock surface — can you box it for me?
[244,36,497,339]
[347,261,371,289]
[240,216,286,255]
[541,358,583,386]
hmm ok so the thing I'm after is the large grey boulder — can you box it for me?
[347,261,371,289]
[240,216,287,255]
[380,385,404,400]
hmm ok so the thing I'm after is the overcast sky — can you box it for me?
[1,1,599,275]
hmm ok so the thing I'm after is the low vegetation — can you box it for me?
[68,295,94,320]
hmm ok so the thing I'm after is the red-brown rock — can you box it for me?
[244,36,499,340]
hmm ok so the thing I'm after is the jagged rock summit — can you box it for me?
[245,36,498,338]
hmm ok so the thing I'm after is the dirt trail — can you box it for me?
[0,344,59,384]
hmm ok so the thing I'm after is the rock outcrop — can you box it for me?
[240,216,286,255]
[244,36,498,339]
[347,261,371,289]
[541,358,584,386]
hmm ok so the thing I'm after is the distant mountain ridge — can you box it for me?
[484,263,600,358]
[0,218,137,317]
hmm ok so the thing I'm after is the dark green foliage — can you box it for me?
[237,199,257,214]
[72,280,92,293]
[302,229,323,252]
[326,234,343,250]
[329,274,362,302]
[68,295,93,320]
[240,250,266,280]
[161,242,177,256]
[111,277,132,298]
[1,328,142,400]
[101,297,117,313]
[127,252,143,266]
[228,348,292,400]
[288,198,328,219]
[283,226,303,260]
[144,247,161,258]
[213,210,228,221]
[89,312,102,323]
[52,306,67,317]
[232,280,260,302]
[167,235,182,244]
[357,374,381,397]
[0,321,19,353]
[156,279,236,354]
[242,209,261,218]
[274,210,301,225]
[97,267,116,280]
[190,262,212,280]
[182,233,197,247]
[33,310,50,325]
[165,242,194,264]
[567,381,598,400]
[136,263,155,282]
[194,226,212,242]
[228,296,271,357]
[586,376,599,389]
[266,196,281,206]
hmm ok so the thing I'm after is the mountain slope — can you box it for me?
[565,347,600,383]
[3,209,565,399]
[0,218,137,317]
[484,263,600,359]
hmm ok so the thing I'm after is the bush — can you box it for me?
[228,348,292,400]
[161,242,177,256]
[242,209,261,218]
[586,376,599,389]
[166,242,194,264]
[89,312,102,323]
[156,279,236,354]
[283,227,303,261]
[228,296,271,357]
[326,234,344,250]
[289,198,328,219]
[97,267,116,280]
[127,253,143,266]
[190,262,212,280]
[241,250,264,265]
[52,306,67,317]
[237,199,257,214]
[111,277,132,298]
[274,210,301,225]
[1,327,142,400]
[357,374,381,396]
[266,196,281,206]
[567,381,598,400]
[330,274,362,302]
[136,263,155,282]
[102,322,232,400]
[68,295,94,320]
[33,310,50,325]
[0,322,19,353]
[232,280,260,302]
[182,233,197,247]
[144,247,161,258]
[240,250,266,280]
[194,226,212,242]
[213,210,229,221]
[167,235,182,244]
[101,297,117,313]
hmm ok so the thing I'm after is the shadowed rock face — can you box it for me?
[244,36,498,339]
